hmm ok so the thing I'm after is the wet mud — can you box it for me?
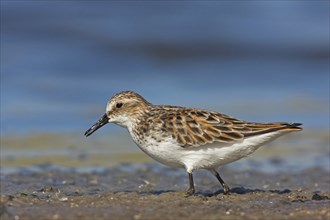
[1,164,329,220]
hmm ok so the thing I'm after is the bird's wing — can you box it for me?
[161,108,302,148]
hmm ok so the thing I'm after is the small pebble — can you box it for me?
[312,193,329,201]
[59,197,68,202]
[52,214,59,219]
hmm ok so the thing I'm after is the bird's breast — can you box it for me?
[128,128,185,168]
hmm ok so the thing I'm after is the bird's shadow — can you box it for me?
[197,187,292,197]
[113,187,292,197]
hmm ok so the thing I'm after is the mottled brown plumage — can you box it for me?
[130,105,301,148]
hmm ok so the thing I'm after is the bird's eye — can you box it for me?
[116,103,123,108]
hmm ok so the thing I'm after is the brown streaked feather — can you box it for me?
[158,106,302,148]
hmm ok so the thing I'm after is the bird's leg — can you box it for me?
[210,169,230,195]
[186,172,195,195]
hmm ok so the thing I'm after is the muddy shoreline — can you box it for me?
[1,164,329,220]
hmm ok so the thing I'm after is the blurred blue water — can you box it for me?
[1,1,329,135]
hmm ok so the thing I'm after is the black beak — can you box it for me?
[84,113,109,137]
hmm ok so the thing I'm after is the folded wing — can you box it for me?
[162,109,302,148]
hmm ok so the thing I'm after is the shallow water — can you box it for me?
[1,1,329,134]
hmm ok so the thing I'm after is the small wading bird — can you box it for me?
[85,91,302,195]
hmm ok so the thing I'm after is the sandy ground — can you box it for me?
[0,164,329,220]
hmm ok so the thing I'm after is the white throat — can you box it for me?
[110,115,133,129]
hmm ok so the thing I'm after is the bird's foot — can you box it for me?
[185,187,195,196]
[223,184,230,195]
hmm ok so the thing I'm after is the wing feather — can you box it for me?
[159,107,301,148]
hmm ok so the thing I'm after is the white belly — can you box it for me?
[130,129,289,173]
[133,135,185,168]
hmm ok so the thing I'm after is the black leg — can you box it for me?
[186,172,195,195]
[213,170,230,195]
